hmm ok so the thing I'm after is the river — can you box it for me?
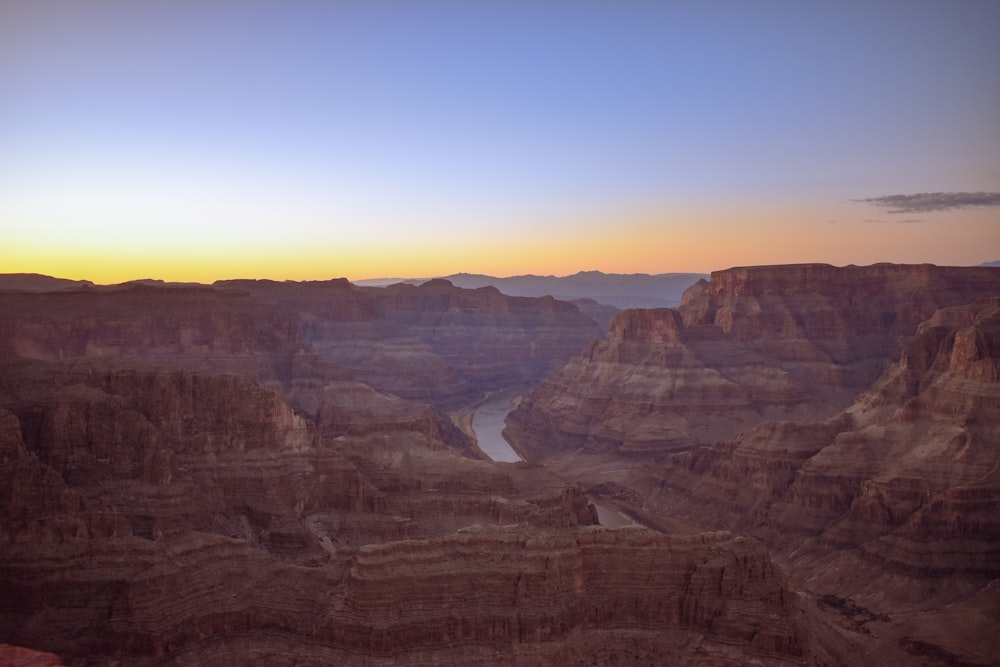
[469,390,634,527]
[469,389,523,462]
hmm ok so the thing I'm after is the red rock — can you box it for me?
[507,263,1000,457]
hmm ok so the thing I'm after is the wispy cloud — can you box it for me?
[854,191,1000,213]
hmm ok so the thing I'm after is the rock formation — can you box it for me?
[506,263,1000,457]
[506,266,1000,666]
[0,352,832,665]
[4,265,996,664]
[218,277,602,409]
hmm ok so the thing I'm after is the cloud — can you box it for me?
[854,191,1000,213]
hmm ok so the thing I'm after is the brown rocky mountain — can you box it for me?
[214,277,602,409]
[2,265,997,664]
[0,278,835,665]
[507,263,1000,457]
[506,264,1000,666]
[0,362,825,664]
[355,270,710,310]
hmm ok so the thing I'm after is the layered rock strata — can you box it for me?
[645,298,1000,581]
[507,263,1000,456]
[0,277,601,413]
[0,354,830,665]
[219,277,602,409]
[0,284,298,382]
[539,296,1000,665]
[0,525,813,666]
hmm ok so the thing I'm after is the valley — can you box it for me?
[0,264,997,665]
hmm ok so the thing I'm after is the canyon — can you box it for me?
[0,264,997,665]
[506,263,1000,665]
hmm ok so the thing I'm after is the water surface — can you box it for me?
[470,389,523,462]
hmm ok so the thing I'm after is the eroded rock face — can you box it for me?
[0,277,600,414]
[506,263,1000,457]
[0,644,67,667]
[5,268,986,664]
[0,525,810,666]
[219,278,602,409]
[0,355,825,665]
[638,297,1000,569]
[552,297,1000,666]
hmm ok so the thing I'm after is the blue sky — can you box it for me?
[2,1,998,281]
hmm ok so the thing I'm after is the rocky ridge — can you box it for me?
[506,263,1000,457]
[0,354,826,665]
[505,265,1000,666]
[5,266,994,664]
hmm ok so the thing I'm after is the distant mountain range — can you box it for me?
[355,270,710,310]
[0,273,95,291]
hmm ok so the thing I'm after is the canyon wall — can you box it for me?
[4,267,994,664]
[506,263,1000,457]
[0,277,600,414]
[505,265,1000,666]
[0,353,826,665]
[217,277,602,409]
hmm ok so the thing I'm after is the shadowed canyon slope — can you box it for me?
[0,276,855,665]
[0,277,601,412]
[506,264,1000,666]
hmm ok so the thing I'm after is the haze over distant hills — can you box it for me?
[355,270,709,310]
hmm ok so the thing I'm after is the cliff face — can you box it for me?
[0,285,298,382]
[644,297,1000,567]
[543,296,1000,666]
[0,277,600,414]
[0,354,827,665]
[506,264,1000,457]
[6,266,994,664]
[0,525,809,666]
[219,278,602,409]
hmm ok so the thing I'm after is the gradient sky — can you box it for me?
[2,1,999,283]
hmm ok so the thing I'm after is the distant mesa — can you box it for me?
[0,273,94,291]
[354,270,710,311]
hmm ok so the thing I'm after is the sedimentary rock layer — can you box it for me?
[0,277,601,412]
[506,263,1000,456]
[219,277,602,408]
[0,526,810,666]
[569,297,1000,665]
[0,356,822,665]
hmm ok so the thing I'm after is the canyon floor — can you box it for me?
[0,265,997,666]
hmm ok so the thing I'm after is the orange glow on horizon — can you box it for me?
[3,202,996,284]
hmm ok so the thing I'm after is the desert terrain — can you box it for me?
[0,264,998,665]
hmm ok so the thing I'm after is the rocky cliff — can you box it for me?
[218,277,602,409]
[0,284,298,382]
[0,277,600,413]
[506,263,1000,457]
[628,296,1000,665]
[0,523,814,666]
[507,274,1000,666]
[638,295,1000,566]
[5,266,992,664]
[0,353,838,664]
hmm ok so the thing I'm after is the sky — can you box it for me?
[2,1,999,283]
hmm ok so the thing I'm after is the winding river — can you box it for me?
[469,390,633,527]
[469,389,523,462]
